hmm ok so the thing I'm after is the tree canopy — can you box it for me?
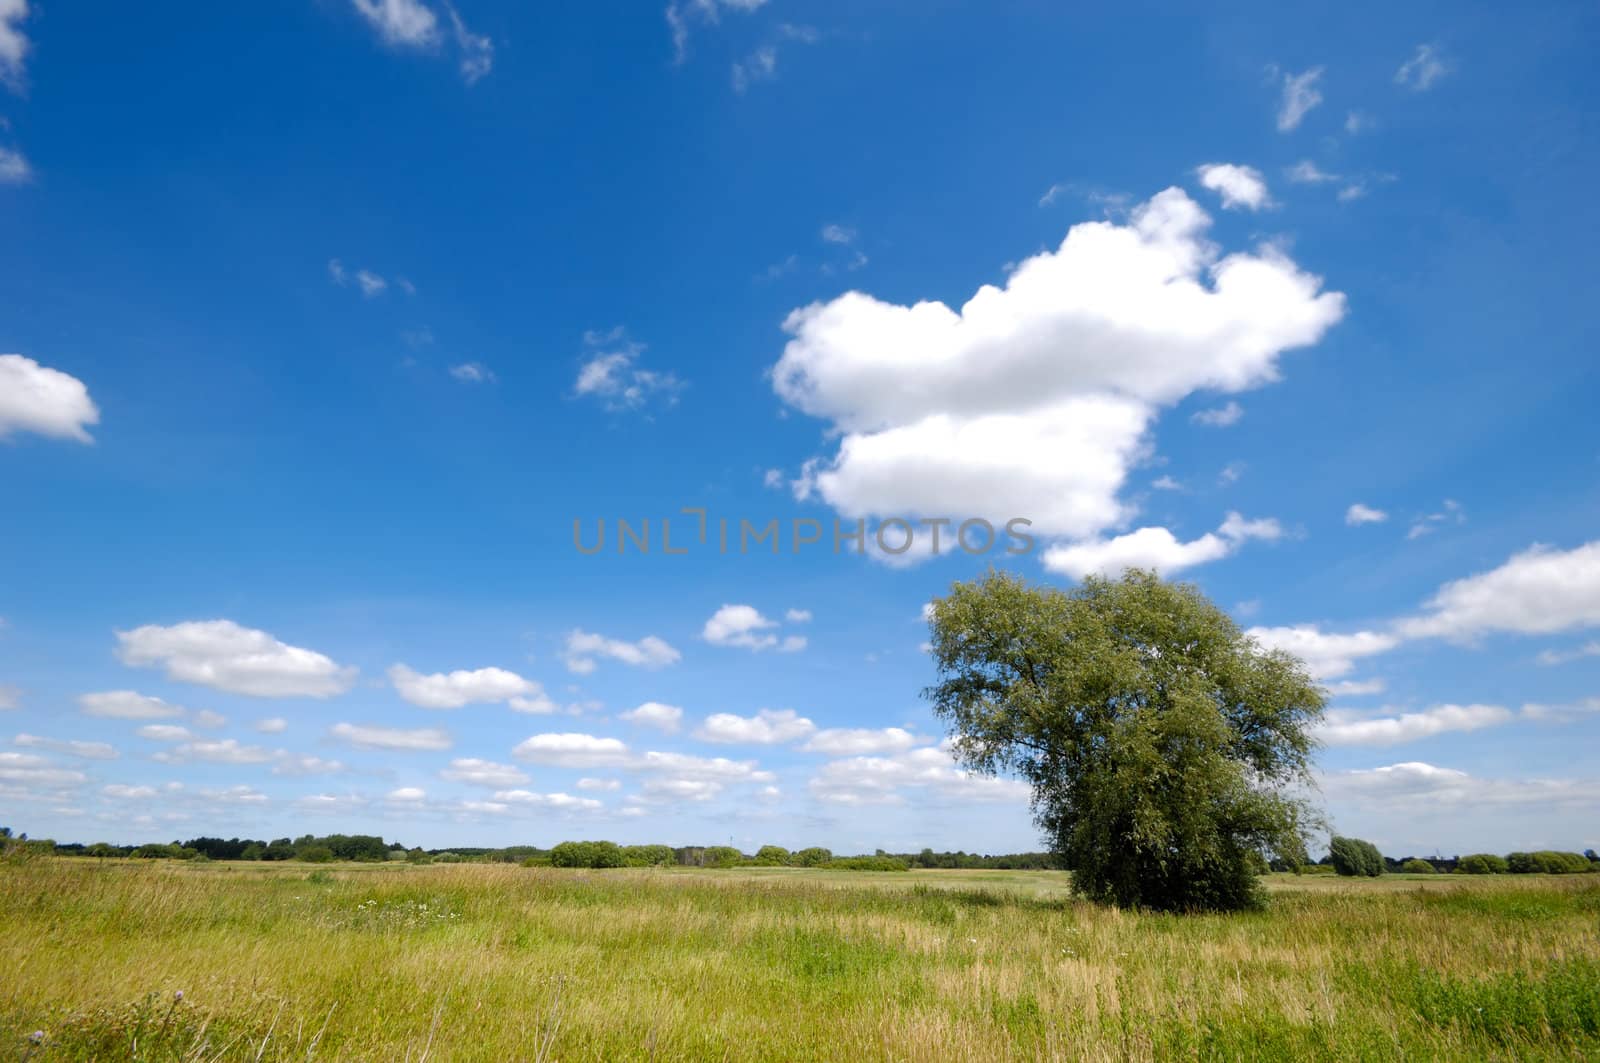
[925,569,1325,912]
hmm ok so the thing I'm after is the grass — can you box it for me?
[3,858,1598,1060]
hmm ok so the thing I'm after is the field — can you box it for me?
[4,859,1599,1061]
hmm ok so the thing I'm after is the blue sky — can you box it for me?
[1,0,1596,857]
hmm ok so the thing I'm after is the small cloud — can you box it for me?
[1286,160,1339,185]
[1191,401,1244,427]
[1218,461,1245,486]
[447,5,493,84]
[355,270,388,297]
[1395,44,1449,91]
[1152,475,1182,491]
[573,328,682,413]
[1274,66,1325,132]
[785,608,812,623]
[731,46,777,93]
[1407,498,1465,539]
[0,145,31,184]
[1195,164,1271,211]
[1344,111,1373,135]
[449,362,495,383]
[1536,641,1600,667]
[820,223,857,245]
[1345,503,1388,526]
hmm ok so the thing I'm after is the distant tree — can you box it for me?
[1457,853,1510,874]
[926,570,1324,912]
[1328,837,1385,877]
[296,846,336,864]
[1400,858,1436,874]
[550,840,626,868]
[703,846,744,869]
[753,845,792,867]
[622,844,675,868]
[1507,851,1592,874]
[792,847,833,868]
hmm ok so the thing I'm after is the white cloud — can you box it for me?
[1345,503,1388,525]
[351,0,438,46]
[509,691,559,714]
[439,757,528,787]
[513,732,630,768]
[809,745,1030,806]
[1396,541,1600,641]
[0,751,86,789]
[1537,641,1600,667]
[731,45,777,93]
[273,754,344,776]
[1247,625,1400,680]
[103,784,158,800]
[820,223,857,245]
[1395,44,1449,91]
[355,270,387,297]
[256,717,288,734]
[448,5,494,83]
[1316,703,1512,747]
[297,793,369,814]
[0,0,30,89]
[1520,698,1600,724]
[387,786,427,802]
[0,145,30,184]
[694,708,815,745]
[387,663,539,709]
[1406,499,1466,539]
[0,355,101,443]
[634,750,774,782]
[666,0,767,64]
[13,734,118,760]
[1151,475,1181,491]
[785,608,812,623]
[1326,678,1386,697]
[492,789,603,811]
[153,739,277,765]
[576,777,621,791]
[79,691,185,720]
[116,620,356,698]
[771,188,1344,545]
[1196,164,1271,211]
[192,709,227,729]
[703,604,806,651]
[1042,511,1281,579]
[1275,67,1325,132]
[330,722,452,751]
[800,727,923,756]
[620,701,684,733]
[136,724,193,742]
[1322,762,1600,823]
[0,685,15,711]
[449,362,496,383]
[563,629,680,673]
[1286,160,1339,185]
[574,328,682,412]
[1191,401,1243,427]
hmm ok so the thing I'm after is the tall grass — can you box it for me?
[3,858,1598,1060]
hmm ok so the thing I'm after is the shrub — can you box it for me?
[753,845,791,867]
[621,844,674,868]
[1400,858,1436,874]
[296,846,336,863]
[550,841,627,869]
[703,846,744,869]
[792,847,833,868]
[823,856,909,872]
[1458,853,1509,875]
[1507,851,1593,874]
[1328,836,1385,877]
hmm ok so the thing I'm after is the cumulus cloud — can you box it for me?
[492,789,603,811]
[439,757,528,787]
[701,604,807,652]
[771,188,1344,549]
[1191,401,1244,427]
[387,663,541,709]
[809,745,1030,806]
[563,629,680,674]
[1395,541,1600,642]
[800,727,923,756]
[1316,703,1513,747]
[78,691,185,720]
[13,734,119,760]
[0,751,86,789]
[1196,164,1271,211]
[1537,641,1600,667]
[153,739,278,765]
[785,608,812,623]
[619,701,684,732]
[513,732,630,768]
[1042,511,1282,579]
[256,717,288,734]
[0,355,101,443]
[348,0,494,83]
[576,777,621,791]
[135,724,193,742]
[116,620,356,698]
[273,754,345,776]
[1321,762,1600,823]
[330,722,452,751]
[448,362,495,383]
[694,708,815,745]
[1247,625,1399,680]
[1345,503,1388,525]
[573,328,682,412]
[1275,66,1324,131]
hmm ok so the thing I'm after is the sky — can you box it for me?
[1,0,1597,858]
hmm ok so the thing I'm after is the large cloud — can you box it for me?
[772,188,1344,547]
[1396,542,1600,641]
[0,355,100,443]
[117,620,355,698]
[1316,704,1513,747]
[1043,512,1282,578]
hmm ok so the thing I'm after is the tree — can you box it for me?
[792,847,832,868]
[1458,853,1509,874]
[1328,836,1385,877]
[753,845,791,866]
[1400,858,1436,874]
[925,570,1324,912]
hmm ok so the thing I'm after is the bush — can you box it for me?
[296,846,335,863]
[703,846,744,869]
[752,845,791,867]
[792,846,833,868]
[1328,836,1385,877]
[621,844,674,868]
[550,840,627,869]
[1457,853,1510,874]
[822,856,909,872]
[1507,851,1593,875]
[1400,858,1436,874]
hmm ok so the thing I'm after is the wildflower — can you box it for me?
[29,1031,44,1044]
[174,990,184,1001]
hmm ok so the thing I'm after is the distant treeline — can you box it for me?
[1314,836,1600,877]
[0,828,1054,872]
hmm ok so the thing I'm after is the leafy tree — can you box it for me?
[703,846,744,869]
[753,845,792,866]
[1457,853,1509,874]
[1507,851,1592,874]
[926,570,1324,912]
[792,847,833,868]
[296,846,336,863]
[1328,836,1385,877]
[1400,858,1436,874]
[622,844,675,867]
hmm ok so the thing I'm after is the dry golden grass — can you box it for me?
[4,857,1598,1060]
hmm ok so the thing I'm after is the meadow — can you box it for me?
[4,858,1598,1061]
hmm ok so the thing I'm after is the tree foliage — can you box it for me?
[925,570,1325,912]
[1328,836,1385,877]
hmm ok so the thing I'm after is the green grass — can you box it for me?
[3,858,1598,1060]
